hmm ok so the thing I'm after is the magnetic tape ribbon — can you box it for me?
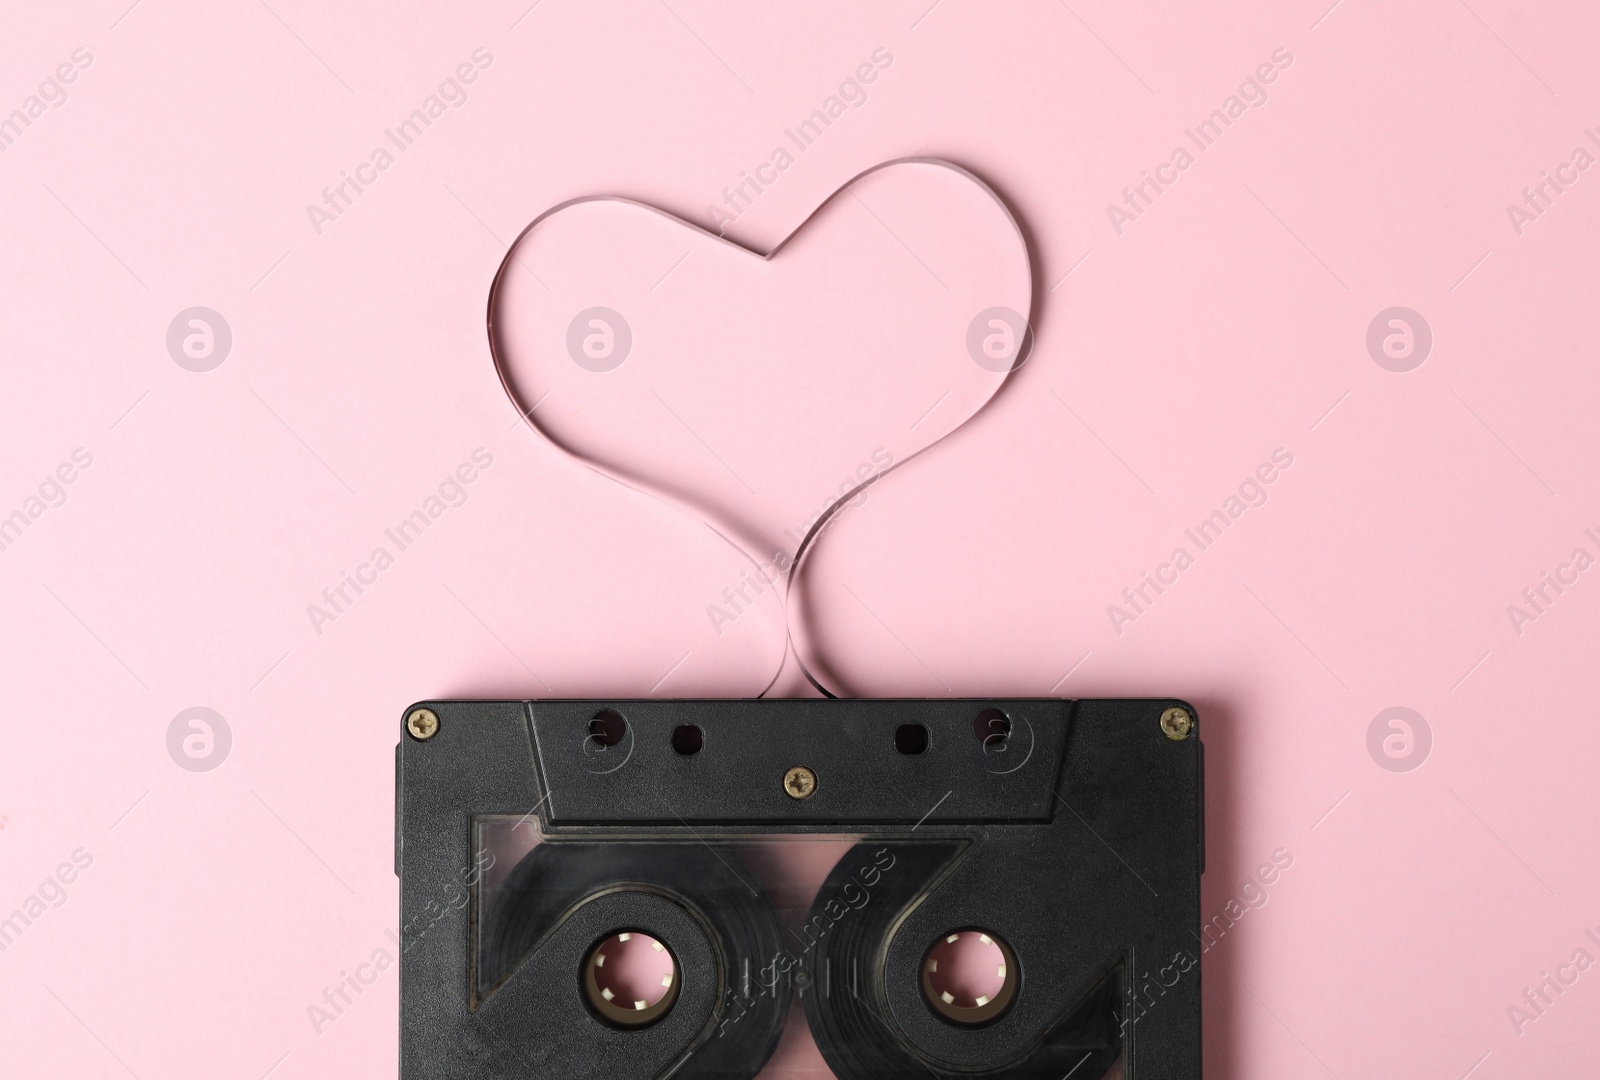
[487,157,1034,699]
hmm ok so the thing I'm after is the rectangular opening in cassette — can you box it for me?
[397,699,1203,1079]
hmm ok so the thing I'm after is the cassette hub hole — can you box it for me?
[671,724,703,755]
[973,708,1010,750]
[922,929,1017,1026]
[583,931,678,1027]
[895,723,929,755]
[588,709,627,749]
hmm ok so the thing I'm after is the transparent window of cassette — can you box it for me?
[471,815,1127,1079]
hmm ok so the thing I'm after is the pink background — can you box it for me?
[3,1,1599,1076]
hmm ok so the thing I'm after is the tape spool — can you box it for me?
[801,841,1124,1079]
[479,841,789,1080]
[801,840,965,1078]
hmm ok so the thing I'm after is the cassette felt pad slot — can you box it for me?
[396,699,1203,1079]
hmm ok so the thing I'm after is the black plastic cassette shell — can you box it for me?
[397,699,1204,1078]
[532,699,1074,824]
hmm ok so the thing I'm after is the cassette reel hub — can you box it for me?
[922,929,1018,1026]
[583,931,680,1027]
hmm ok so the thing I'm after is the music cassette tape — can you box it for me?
[395,699,1204,1078]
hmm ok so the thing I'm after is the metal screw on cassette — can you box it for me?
[407,707,440,741]
[1160,706,1193,741]
[783,765,817,799]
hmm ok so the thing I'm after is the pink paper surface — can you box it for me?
[2,2,1598,1077]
